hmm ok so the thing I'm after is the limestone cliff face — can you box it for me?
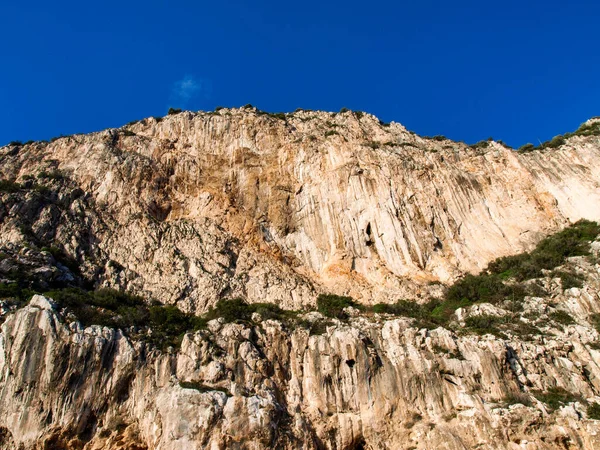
[2,252,600,450]
[1,110,599,312]
[1,110,600,449]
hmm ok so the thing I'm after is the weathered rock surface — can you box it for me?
[1,110,600,449]
[2,261,600,450]
[1,111,600,312]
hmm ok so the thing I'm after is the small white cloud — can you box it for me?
[170,75,208,107]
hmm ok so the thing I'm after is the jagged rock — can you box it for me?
[1,110,599,312]
[1,110,600,448]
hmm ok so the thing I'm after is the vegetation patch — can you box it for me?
[0,180,21,193]
[552,270,584,289]
[317,294,359,319]
[486,220,599,282]
[519,120,600,152]
[533,387,582,411]
[587,403,600,420]
[549,310,576,326]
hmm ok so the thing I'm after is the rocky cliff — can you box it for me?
[2,110,600,312]
[1,109,600,449]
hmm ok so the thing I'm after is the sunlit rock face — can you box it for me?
[2,272,600,450]
[1,110,600,449]
[1,109,599,313]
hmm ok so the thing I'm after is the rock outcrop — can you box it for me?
[2,257,600,450]
[1,110,600,312]
[1,110,600,449]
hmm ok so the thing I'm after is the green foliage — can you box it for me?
[37,170,64,180]
[354,111,365,119]
[372,300,421,317]
[545,136,566,149]
[0,180,20,193]
[573,121,600,137]
[317,294,358,319]
[518,143,535,152]
[297,318,333,335]
[446,273,518,305]
[0,282,35,302]
[43,287,206,349]
[430,135,447,141]
[339,107,349,113]
[243,104,255,109]
[589,313,600,334]
[533,387,581,411]
[553,270,584,289]
[464,315,506,336]
[325,130,339,137]
[587,403,600,420]
[167,107,182,115]
[549,310,575,326]
[470,140,490,149]
[486,220,600,282]
[214,106,225,111]
[205,298,254,323]
[364,141,380,149]
[8,141,23,146]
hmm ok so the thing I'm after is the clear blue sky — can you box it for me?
[1,0,598,147]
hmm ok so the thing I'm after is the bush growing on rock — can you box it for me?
[588,403,600,420]
[317,294,359,319]
[533,387,582,411]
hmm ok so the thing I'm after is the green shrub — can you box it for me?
[354,111,364,119]
[574,121,600,137]
[549,310,575,326]
[445,274,524,305]
[205,298,253,323]
[471,140,490,149]
[464,315,505,336]
[518,143,535,152]
[544,135,566,149]
[167,107,182,115]
[37,170,64,180]
[0,180,20,193]
[587,403,600,420]
[486,220,600,281]
[325,130,339,137]
[317,294,357,319]
[372,300,421,317]
[8,141,22,146]
[533,387,581,411]
[298,318,333,335]
[553,271,584,289]
[339,107,349,113]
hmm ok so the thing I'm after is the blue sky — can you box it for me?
[1,0,598,147]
